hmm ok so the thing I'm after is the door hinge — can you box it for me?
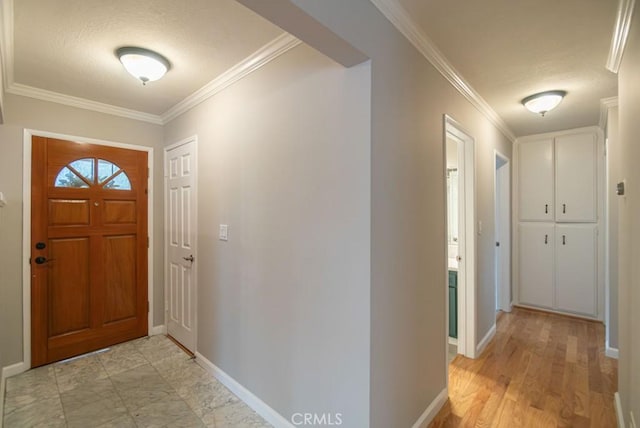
[147,301,150,313]
[29,257,32,265]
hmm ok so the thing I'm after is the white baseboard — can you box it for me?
[411,387,448,428]
[630,410,636,428]
[606,346,620,359]
[195,352,294,428]
[448,337,458,346]
[476,324,496,357]
[150,325,167,336]
[615,392,625,428]
[2,362,28,378]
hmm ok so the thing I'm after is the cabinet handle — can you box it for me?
[563,203,566,214]
[545,204,548,214]
[544,234,548,244]
[562,235,566,245]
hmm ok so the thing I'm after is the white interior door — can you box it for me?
[165,138,198,352]
[495,154,511,312]
[518,222,554,308]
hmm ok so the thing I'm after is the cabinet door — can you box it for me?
[555,133,597,222]
[518,223,554,308]
[518,139,554,221]
[556,224,597,316]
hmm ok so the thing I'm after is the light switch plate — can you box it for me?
[219,224,228,241]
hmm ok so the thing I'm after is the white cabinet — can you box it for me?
[515,128,602,319]
[555,133,597,222]
[555,224,597,316]
[518,223,554,308]
[518,139,554,221]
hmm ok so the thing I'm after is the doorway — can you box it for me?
[164,137,198,353]
[444,115,476,359]
[30,136,149,366]
[494,151,511,313]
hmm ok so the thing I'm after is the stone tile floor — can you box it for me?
[2,335,272,427]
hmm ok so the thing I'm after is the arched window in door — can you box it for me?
[54,158,132,190]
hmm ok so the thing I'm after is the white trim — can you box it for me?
[476,323,496,357]
[616,392,626,428]
[447,337,458,346]
[444,115,477,359]
[600,97,619,130]
[517,125,602,142]
[606,346,619,359]
[1,362,26,378]
[607,0,636,73]
[369,0,515,142]
[410,387,448,428]
[0,1,299,127]
[22,129,155,369]
[161,34,300,123]
[0,366,4,428]
[631,411,637,428]
[163,135,199,353]
[195,352,295,428]
[7,83,163,124]
[150,325,167,336]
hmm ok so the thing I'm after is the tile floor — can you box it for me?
[2,335,272,428]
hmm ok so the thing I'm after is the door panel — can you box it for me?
[518,223,554,308]
[556,224,597,316]
[48,238,90,336]
[555,133,597,222]
[518,139,554,221]
[165,140,197,352]
[31,136,148,366]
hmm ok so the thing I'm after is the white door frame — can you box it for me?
[494,150,511,312]
[20,128,155,373]
[163,136,198,353]
[443,115,477,359]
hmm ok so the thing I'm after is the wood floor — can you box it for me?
[430,307,618,427]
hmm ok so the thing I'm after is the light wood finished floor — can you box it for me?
[430,307,618,427]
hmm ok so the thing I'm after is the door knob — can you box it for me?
[34,256,54,264]
[456,256,462,262]
[183,255,194,263]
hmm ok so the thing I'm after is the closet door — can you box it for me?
[518,139,554,221]
[518,223,555,308]
[555,133,597,222]
[556,224,597,316]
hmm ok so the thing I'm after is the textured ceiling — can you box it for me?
[396,0,618,137]
[12,0,283,115]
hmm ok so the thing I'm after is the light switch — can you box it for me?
[478,220,483,235]
[219,224,228,241]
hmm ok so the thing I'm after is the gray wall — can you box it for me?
[163,44,372,426]
[276,1,512,425]
[0,93,164,367]
[606,106,619,350]
[617,7,640,424]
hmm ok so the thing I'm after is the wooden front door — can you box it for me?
[31,136,148,366]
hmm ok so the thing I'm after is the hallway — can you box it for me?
[2,335,271,427]
[431,308,618,427]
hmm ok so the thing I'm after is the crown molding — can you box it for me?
[0,1,299,126]
[161,32,300,124]
[599,96,619,130]
[369,0,516,142]
[606,0,636,73]
[6,82,164,124]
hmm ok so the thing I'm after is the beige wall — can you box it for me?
[279,0,512,425]
[617,7,640,424]
[163,44,372,426]
[0,93,164,367]
[606,106,619,350]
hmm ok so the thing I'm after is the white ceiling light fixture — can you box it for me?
[521,90,567,116]
[116,47,171,85]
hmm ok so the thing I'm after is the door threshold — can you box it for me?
[167,335,195,358]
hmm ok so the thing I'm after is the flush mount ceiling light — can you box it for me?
[521,90,567,116]
[116,47,170,85]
